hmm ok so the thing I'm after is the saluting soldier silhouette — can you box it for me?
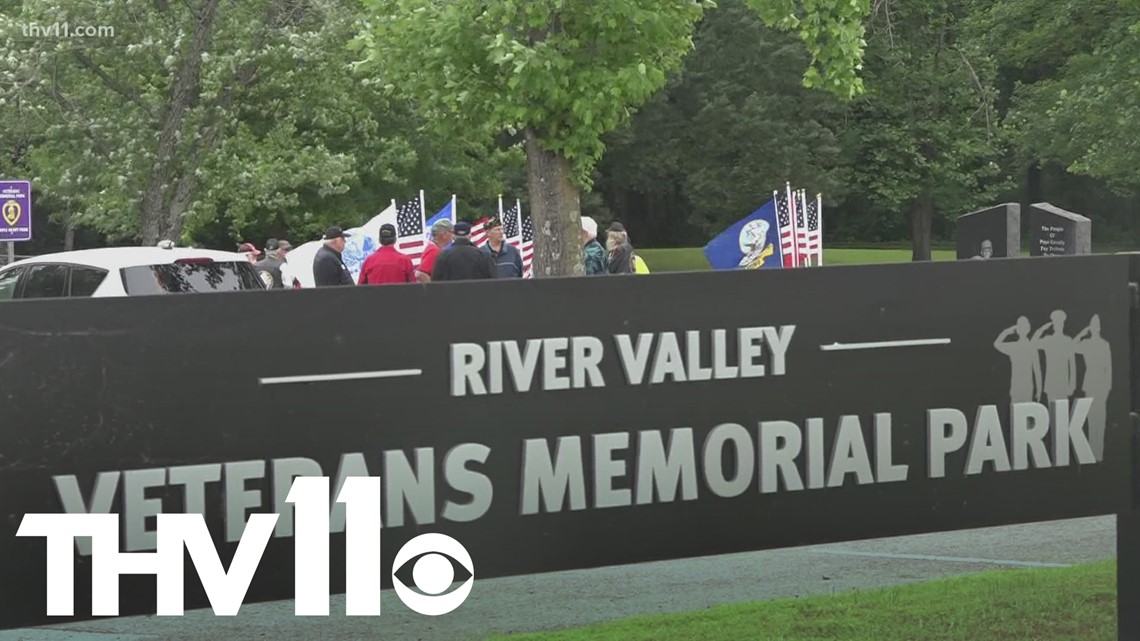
[1075,314,1111,461]
[1032,310,1077,406]
[994,315,1041,404]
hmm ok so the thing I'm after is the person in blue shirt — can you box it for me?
[480,217,524,278]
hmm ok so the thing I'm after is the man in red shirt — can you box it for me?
[358,223,415,285]
[416,218,454,282]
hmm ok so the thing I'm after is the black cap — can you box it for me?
[454,221,472,236]
[323,226,352,240]
[379,223,397,244]
[608,221,626,233]
[265,238,279,251]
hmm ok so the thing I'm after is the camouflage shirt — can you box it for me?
[583,239,607,275]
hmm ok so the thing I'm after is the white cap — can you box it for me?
[581,216,598,239]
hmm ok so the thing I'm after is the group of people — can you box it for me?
[310,218,517,286]
[239,214,650,289]
[581,217,650,275]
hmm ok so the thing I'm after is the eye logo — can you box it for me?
[391,533,474,615]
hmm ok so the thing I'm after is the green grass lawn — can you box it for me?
[637,247,957,272]
[485,560,1116,641]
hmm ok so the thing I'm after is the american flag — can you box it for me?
[795,190,809,266]
[806,194,821,264]
[775,190,796,267]
[502,203,521,247]
[396,197,426,266]
[521,214,535,278]
[470,217,490,246]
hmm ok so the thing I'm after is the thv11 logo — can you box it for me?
[15,476,474,617]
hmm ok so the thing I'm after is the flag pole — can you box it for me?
[786,182,800,268]
[817,192,824,266]
[807,189,815,267]
[451,194,457,223]
[419,189,427,229]
[799,189,809,266]
[516,198,525,276]
[517,198,527,276]
[773,189,783,268]
[498,194,503,218]
[794,188,802,266]
[806,189,815,267]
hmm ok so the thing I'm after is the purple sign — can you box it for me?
[0,180,31,242]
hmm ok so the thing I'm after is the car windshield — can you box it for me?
[120,261,264,295]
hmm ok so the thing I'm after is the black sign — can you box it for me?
[956,203,1020,260]
[0,256,1133,629]
[1029,202,1092,256]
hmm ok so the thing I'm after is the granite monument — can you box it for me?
[1029,202,1092,256]
[956,203,1020,260]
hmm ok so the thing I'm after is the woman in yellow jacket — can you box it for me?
[632,254,650,274]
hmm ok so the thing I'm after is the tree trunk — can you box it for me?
[137,0,287,245]
[910,187,934,261]
[138,0,221,245]
[525,129,584,277]
[1022,161,1043,245]
[63,217,75,251]
[1026,161,1043,203]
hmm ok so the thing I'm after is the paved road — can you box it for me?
[2,515,1115,641]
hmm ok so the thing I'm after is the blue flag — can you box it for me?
[703,199,784,270]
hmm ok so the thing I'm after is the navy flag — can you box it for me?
[703,199,785,270]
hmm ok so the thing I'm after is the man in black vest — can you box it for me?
[255,239,292,288]
[433,221,498,281]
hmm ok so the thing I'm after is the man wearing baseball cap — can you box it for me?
[254,238,292,288]
[433,221,498,281]
[358,223,415,285]
[416,218,454,282]
[480,217,524,278]
[313,225,355,287]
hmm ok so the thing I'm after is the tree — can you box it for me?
[839,0,1009,260]
[593,0,851,246]
[962,0,1132,214]
[356,0,869,276]
[987,9,1140,193]
[0,0,401,245]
